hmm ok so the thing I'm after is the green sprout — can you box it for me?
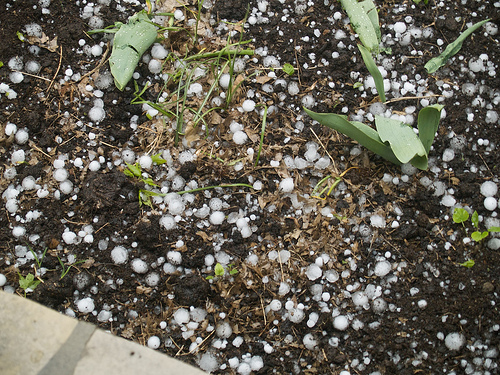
[283,63,295,76]
[123,156,166,207]
[452,208,500,242]
[18,272,41,297]
[57,256,86,280]
[206,263,238,280]
[459,259,475,268]
[412,0,429,4]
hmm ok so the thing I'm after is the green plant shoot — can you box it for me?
[460,260,475,268]
[453,208,469,225]
[283,63,295,76]
[18,273,41,296]
[340,0,380,52]
[425,18,491,74]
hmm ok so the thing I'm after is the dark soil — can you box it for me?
[1,1,499,374]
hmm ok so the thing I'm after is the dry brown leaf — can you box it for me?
[27,33,58,52]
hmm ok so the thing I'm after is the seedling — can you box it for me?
[412,0,429,4]
[283,63,295,76]
[28,246,48,275]
[206,263,238,280]
[452,208,500,242]
[304,104,443,170]
[123,155,166,207]
[459,259,475,268]
[425,18,491,74]
[18,272,41,297]
[57,256,86,280]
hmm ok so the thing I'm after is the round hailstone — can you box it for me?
[219,73,230,89]
[15,129,29,144]
[0,273,7,287]
[148,59,162,74]
[352,291,369,307]
[279,178,294,193]
[12,226,26,238]
[88,160,100,172]
[11,150,25,164]
[371,298,387,313]
[374,260,391,277]
[250,356,264,371]
[216,321,233,338]
[484,197,498,211]
[393,21,407,34]
[147,336,161,349]
[441,195,456,207]
[480,181,498,197]
[53,168,68,182]
[77,297,95,314]
[88,106,105,122]
[22,176,36,190]
[242,99,255,112]
[159,215,176,230]
[370,215,386,228]
[110,246,128,265]
[333,315,349,331]
[305,264,322,281]
[145,272,160,287]
[151,44,168,59]
[10,72,24,84]
[168,199,185,216]
[167,251,182,265]
[303,333,317,350]
[288,308,305,323]
[138,155,152,169]
[210,211,225,225]
[232,130,248,145]
[173,308,190,325]
[24,59,40,73]
[444,332,466,351]
[62,231,77,244]
[131,258,148,274]
[60,180,74,194]
[198,353,218,373]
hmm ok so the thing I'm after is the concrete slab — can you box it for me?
[0,292,207,375]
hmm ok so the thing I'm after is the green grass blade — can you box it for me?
[375,115,426,165]
[425,18,490,74]
[340,0,380,52]
[358,44,386,102]
[304,109,400,165]
[417,104,444,155]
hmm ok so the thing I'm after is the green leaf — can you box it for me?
[358,44,386,102]
[283,63,295,76]
[471,210,479,228]
[460,259,475,268]
[375,115,426,164]
[123,169,135,178]
[358,0,381,44]
[214,263,225,276]
[471,231,488,242]
[16,31,25,42]
[353,82,363,89]
[488,226,500,233]
[453,208,469,224]
[18,273,40,291]
[425,19,491,74]
[340,0,380,52]
[152,153,167,165]
[304,109,400,165]
[143,178,159,187]
[229,268,238,275]
[0,61,3,69]
[417,104,444,155]
[109,11,158,90]
[125,162,142,177]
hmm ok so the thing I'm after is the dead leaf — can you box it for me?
[27,33,58,52]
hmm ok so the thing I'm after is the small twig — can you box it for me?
[46,45,63,93]
[310,127,338,175]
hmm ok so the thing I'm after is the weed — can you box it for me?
[282,63,295,76]
[57,256,86,280]
[28,246,48,274]
[18,272,41,297]
[123,154,166,207]
[459,260,475,268]
[452,208,500,242]
[206,263,238,280]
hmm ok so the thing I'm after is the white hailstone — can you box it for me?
[148,59,162,74]
[485,110,498,124]
[371,298,387,313]
[209,198,223,211]
[333,315,349,331]
[167,251,182,265]
[160,215,176,230]
[279,177,294,193]
[242,99,256,112]
[352,291,369,307]
[12,226,26,238]
[174,9,184,20]
[303,333,317,350]
[121,149,135,164]
[374,260,391,277]
[22,176,36,190]
[23,59,41,73]
[62,231,77,244]
[171,175,185,191]
[11,150,25,164]
[0,273,7,287]
[4,122,17,136]
[469,58,484,73]
[145,272,160,287]
[147,336,161,349]
[278,281,290,295]
[77,297,95,314]
[53,159,65,169]
[53,168,68,182]
[168,199,185,216]
[91,45,103,57]
[88,106,105,122]
[15,129,29,144]
[444,332,466,351]
[151,44,168,59]
[307,312,319,328]
[393,21,407,34]
[249,356,263,371]
[9,72,24,84]
[138,155,153,170]
[131,258,148,274]
[232,130,248,145]
[480,181,498,197]
[306,264,322,281]
[97,310,112,322]
[210,211,225,225]
[187,82,203,96]
[88,160,101,171]
[442,148,455,162]
[484,197,498,211]
[173,308,190,325]
[25,23,43,38]
[370,215,386,228]
[269,299,282,311]
[301,94,315,109]
[198,353,218,373]
[216,321,232,338]
[441,195,456,207]
[60,180,74,194]
[288,308,305,323]
[219,73,231,89]
[484,22,498,36]
[110,246,128,265]
[288,81,300,95]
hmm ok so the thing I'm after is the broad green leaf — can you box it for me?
[453,208,469,224]
[359,0,381,44]
[304,109,400,165]
[488,226,500,233]
[214,263,225,276]
[460,259,475,268]
[418,104,444,155]
[471,231,488,242]
[471,210,479,228]
[358,44,386,102]
[152,153,167,165]
[425,19,490,73]
[109,11,158,90]
[375,115,426,164]
[125,162,142,177]
[340,0,380,52]
[283,63,295,76]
